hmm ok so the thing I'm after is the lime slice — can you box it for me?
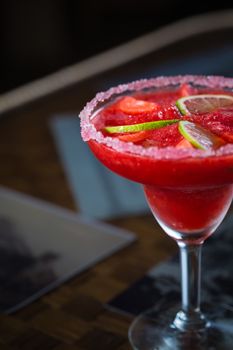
[178,121,224,150]
[176,94,233,115]
[104,119,179,134]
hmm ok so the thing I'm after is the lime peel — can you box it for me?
[176,94,233,115]
[104,119,180,134]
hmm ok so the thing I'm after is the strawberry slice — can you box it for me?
[117,131,148,143]
[179,83,197,97]
[176,138,194,148]
[116,96,158,114]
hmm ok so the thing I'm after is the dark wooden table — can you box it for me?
[0,76,176,349]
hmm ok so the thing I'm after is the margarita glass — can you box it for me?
[80,76,233,349]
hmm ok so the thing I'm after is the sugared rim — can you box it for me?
[79,75,233,160]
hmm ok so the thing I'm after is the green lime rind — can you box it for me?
[176,94,233,116]
[176,98,190,115]
[105,119,180,134]
[178,120,215,150]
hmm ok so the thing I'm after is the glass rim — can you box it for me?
[79,75,233,160]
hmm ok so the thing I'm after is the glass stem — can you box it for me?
[174,242,207,331]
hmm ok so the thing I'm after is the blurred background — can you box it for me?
[0,0,232,319]
[0,0,232,94]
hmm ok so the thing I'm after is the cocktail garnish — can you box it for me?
[179,83,196,97]
[104,119,180,134]
[176,138,194,149]
[116,96,158,114]
[178,121,225,150]
[176,94,233,115]
[117,131,149,142]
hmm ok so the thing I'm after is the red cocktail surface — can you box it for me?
[80,76,233,242]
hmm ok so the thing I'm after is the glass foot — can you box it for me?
[128,299,233,350]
